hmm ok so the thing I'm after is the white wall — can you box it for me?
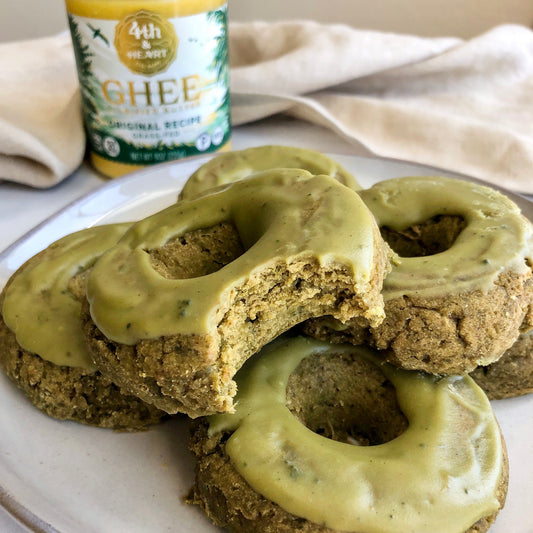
[0,0,68,41]
[228,0,533,38]
[1,0,533,42]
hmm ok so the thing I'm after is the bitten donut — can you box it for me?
[188,336,508,533]
[0,225,165,430]
[83,169,390,417]
[305,176,533,375]
[471,329,533,399]
[179,145,359,200]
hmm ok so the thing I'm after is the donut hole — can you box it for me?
[380,214,466,257]
[286,351,407,446]
[148,222,245,279]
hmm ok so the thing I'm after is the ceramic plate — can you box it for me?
[0,154,531,533]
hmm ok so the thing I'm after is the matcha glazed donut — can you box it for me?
[83,169,391,417]
[305,176,533,375]
[179,145,360,200]
[0,225,166,430]
[188,336,508,533]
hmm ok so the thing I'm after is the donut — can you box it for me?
[188,336,509,533]
[0,225,166,430]
[83,169,391,417]
[305,176,533,375]
[179,145,359,200]
[471,329,533,399]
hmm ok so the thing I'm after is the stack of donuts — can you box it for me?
[1,145,532,533]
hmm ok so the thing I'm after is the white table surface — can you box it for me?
[0,117,366,533]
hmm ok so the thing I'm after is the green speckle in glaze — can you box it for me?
[208,336,503,533]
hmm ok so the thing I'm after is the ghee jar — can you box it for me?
[65,0,231,178]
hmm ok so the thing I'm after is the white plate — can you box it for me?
[0,154,532,533]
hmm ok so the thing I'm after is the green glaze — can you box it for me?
[2,224,131,368]
[179,145,360,199]
[209,336,503,533]
[359,176,533,300]
[87,170,380,345]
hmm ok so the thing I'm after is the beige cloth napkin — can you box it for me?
[230,22,533,194]
[2,23,533,193]
[0,34,84,189]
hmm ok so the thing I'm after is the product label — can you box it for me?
[68,5,230,165]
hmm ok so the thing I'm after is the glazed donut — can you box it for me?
[83,169,390,417]
[188,336,508,533]
[0,225,165,429]
[471,329,533,399]
[305,176,533,375]
[179,145,359,200]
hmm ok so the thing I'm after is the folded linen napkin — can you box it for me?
[2,22,533,193]
[230,22,533,194]
[0,34,84,189]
